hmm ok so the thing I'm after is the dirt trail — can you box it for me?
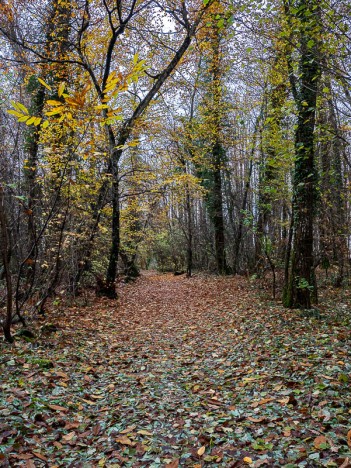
[1,273,350,467]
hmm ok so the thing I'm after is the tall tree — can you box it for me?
[283,0,321,308]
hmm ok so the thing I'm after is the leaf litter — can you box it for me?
[0,272,350,467]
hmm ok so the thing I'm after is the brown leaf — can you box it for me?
[251,398,274,408]
[166,460,179,468]
[54,371,69,379]
[92,424,101,436]
[64,421,80,430]
[62,431,76,441]
[137,429,152,436]
[115,435,135,446]
[247,416,266,423]
[314,435,328,449]
[277,397,290,405]
[24,258,35,265]
[12,454,34,460]
[120,424,137,434]
[90,394,104,400]
[347,429,351,449]
[32,452,48,462]
[48,404,68,412]
[340,458,351,468]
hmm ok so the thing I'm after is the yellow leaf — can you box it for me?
[47,100,63,106]
[38,78,52,91]
[10,99,21,111]
[64,97,80,108]
[34,117,42,126]
[46,108,63,116]
[106,70,117,83]
[7,109,23,118]
[58,82,65,97]
[243,457,253,464]
[26,116,37,125]
[42,120,49,129]
[94,104,109,110]
[16,102,29,114]
[104,81,119,93]
[98,458,106,467]
[197,446,206,456]
[18,115,30,122]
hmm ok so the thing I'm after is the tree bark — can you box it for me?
[283,0,320,308]
[212,142,227,274]
[0,186,14,343]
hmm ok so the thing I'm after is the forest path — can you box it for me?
[1,273,350,467]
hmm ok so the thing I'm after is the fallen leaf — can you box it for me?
[277,397,290,405]
[120,425,137,434]
[247,416,265,423]
[340,458,351,468]
[166,460,179,468]
[137,429,153,436]
[54,371,69,379]
[32,452,48,462]
[115,435,135,446]
[347,429,351,448]
[12,454,34,460]
[64,421,80,430]
[62,431,76,441]
[314,435,328,449]
[48,404,68,412]
[244,457,253,464]
[197,446,206,456]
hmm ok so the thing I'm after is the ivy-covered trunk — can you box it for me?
[283,0,320,308]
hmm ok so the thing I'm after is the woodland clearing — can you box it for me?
[1,272,351,467]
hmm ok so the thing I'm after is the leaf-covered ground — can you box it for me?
[1,272,351,467]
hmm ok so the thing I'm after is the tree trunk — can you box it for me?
[104,142,123,298]
[283,0,320,308]
[212,142,227,274]
[0,186,14,343]
[319,84,347,287]
[185,187,193,277]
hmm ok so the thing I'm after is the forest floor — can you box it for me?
[1,272,351,468]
